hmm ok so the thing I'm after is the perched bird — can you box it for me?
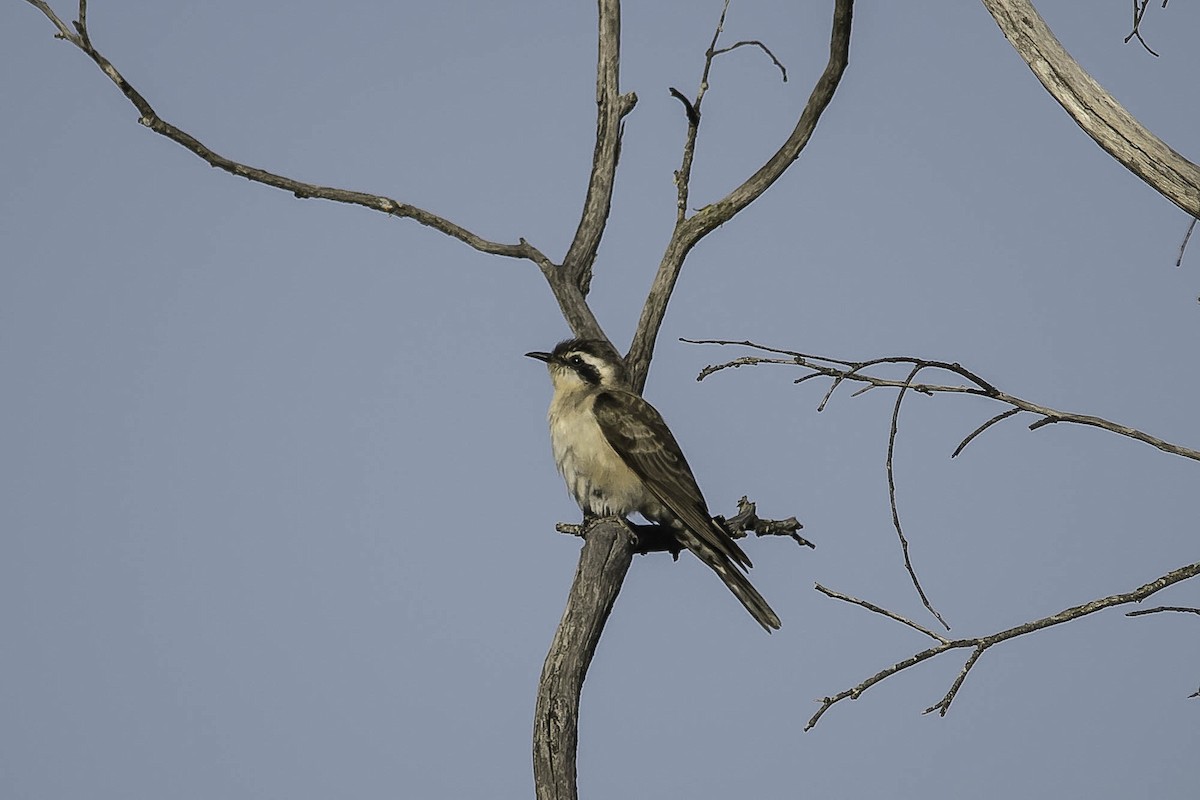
[526,338,780,631]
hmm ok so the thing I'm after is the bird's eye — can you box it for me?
[568,355,584,366]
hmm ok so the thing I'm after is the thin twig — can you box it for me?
[626,0,855,389]
[887,365,951,630]
[814,584,949,643]
[806,561,1200,729]
[670,0,731,226]
[711,40,789,82]
[1126,605,1200,617]
[688,339,1200,463]
[924,646,984,716]
[952,408,1021,458]
[1123,0,1161,57]
[1177,216,1197,268]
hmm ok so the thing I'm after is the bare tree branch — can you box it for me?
[814,584,949,643]
[806,561,1200,729]
[626,0,854,390]
[712,40,789,82]
[951,408,1021,458]
[670,0,733,229]
[980,0,1200,218]
[690,338,1199,640]
[20,0,609,341]
[1177,216,1197,268]
[1123,0,1162,57]
[533,518,635,800]
[534,0,839,784]
[556,496,812,553]
[1126,605,1200,617]
[562,0,639,297]
[689,340,1200,463]
[886,366,951,630]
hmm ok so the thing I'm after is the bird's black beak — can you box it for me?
[524,351,552,363]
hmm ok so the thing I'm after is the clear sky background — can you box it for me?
[3,2,1197,798]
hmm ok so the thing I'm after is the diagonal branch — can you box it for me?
[21,0,608,340]
[980,0,1199,217]
[690,339,1200,463]
[683,0,853,239]
[625,0,854,390]
[806,561,1200,729]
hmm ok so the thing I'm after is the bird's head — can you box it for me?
[525,338,628,390]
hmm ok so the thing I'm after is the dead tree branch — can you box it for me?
[806,561,1200,729]
[979,0,1199,218]
[556,496,812,553]
[21,0,609,341]
[1177,216,1197,268]
[625,0,854,390]
[1126,605,1200,617]
[536,1,848,790]
[562,0,639,298]
[712,40,789,82]
[1123,0,1164,57]
[533,518,636,800]
[689,339,1200,463]
[885,366,951,630]
[688,338,1199,634]
[22,4,829,797]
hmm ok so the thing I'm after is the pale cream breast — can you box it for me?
[547,386,648,517]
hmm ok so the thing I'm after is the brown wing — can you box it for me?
[593,389,780,630]
[592,389,751,570]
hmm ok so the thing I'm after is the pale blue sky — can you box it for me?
[2,2,1197,798]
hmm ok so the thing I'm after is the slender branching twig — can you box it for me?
[806,561,1200,729]
[1123,0,1164,57]
[712,40,789,82]
[626,0,854,389]
[688,339,1200,463]
[21,0,612,341]
[885,365,951,630]
[688,338,1200,636]
[1126,605,1200,617]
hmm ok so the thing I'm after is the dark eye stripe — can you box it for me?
[567,354,602,385]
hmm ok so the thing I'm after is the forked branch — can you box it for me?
[690,339,1200,463]
[625,0,854,389]
[21,0,608,340]
[1123,0,1165,57]
[690,338,1199,632]
[807,561,1200,729]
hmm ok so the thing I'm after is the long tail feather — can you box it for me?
[681,530,781,631]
